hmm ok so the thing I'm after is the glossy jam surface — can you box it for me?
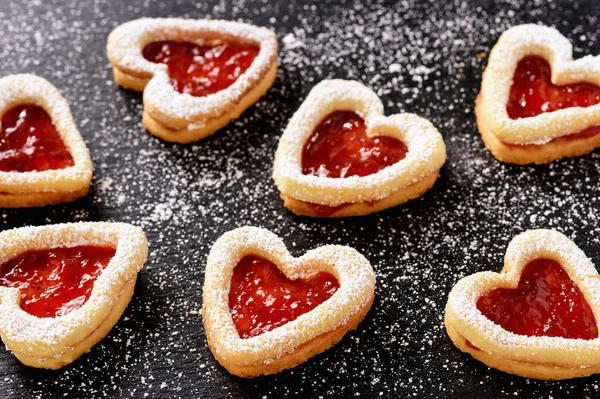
[0,246,116,318]
[0,105,74,172]
[507,56,600,119]
[302,111,408,178]
[477,259,598,339]
[229,255,339,339]
[142,40,259,97]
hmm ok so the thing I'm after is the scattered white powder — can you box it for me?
[0,0,599,398]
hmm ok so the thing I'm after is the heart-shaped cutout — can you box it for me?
[476,258,597,340]
[273,79,446,217]
[229,255,339,339]
[0,246,116,319]
[445,229,600,380]
[0,222,148,369]
[107,18,278,143]
[0,74,93,207]
[302,110,408,178]
[476,24,600,164]
[142,40,259,98]
[0,105,74,172]
[507,56,600,119]
[202,226,375,378]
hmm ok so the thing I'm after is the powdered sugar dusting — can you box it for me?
[446,229,600,367]
[203,226,375,365]
[480,24,600,144]
[1,0,600,398]
[273,79,446,205]
[108,18,278,126]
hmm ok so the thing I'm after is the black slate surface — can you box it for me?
[1,0,600,398]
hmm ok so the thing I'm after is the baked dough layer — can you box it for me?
[273,79,446,217]
[15,279,137,369]
[0,74,93,207]
[0,222,148,369]
[445,318,600,380]
[476,24,600,164]
[444,229,600,380]
[140,63,277,143]
[107,18,278,142]
[202,226,375,378]
[477,97,600,164]
[281,171,439,218]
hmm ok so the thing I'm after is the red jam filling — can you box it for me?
[228,255,339,339]
[465,339,480,351]
[300,202,350,217]
[507,56,600,119]
[142,40,259,97]
[0,105,74,172]
[477,259,598,340]
[302,111,408,178]
[0,246,116,318]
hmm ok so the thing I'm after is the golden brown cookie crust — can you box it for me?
[202,226,376,378]
[444,318,600,380]
[0,74,93,207]
[107,18,278,142]
[477,97,600,164]
[0,222,148,369]
[444,229,600,380]
[273,79,446,217]
[476,24,600,164]
[280,171,439,218]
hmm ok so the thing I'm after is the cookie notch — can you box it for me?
[477,24,600,164]
[273,79,446,217]
[0,222,148,369]
[445,229,600,380]
[0,74,93,208]
[107,18,278,143]
[202,226,376,377]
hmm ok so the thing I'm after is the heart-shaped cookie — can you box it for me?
[202,226,375,377]
[107,18,278,143]
[273,79,446,217]
[0,74,93,207]
[476,24,600,164]
[444,229,600,380]
[0,222,148,369]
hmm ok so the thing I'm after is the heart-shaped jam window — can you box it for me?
[477,258,598,340]
[506,56,600,119]
[0,246,116,318]
[142,40,259,98]
[0,105,74,172]
[229,255,339,339]
[302,111,408,178]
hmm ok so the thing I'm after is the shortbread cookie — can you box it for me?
[0,222,148,369]
[476,24,600,164]
[445,229,600,380]
[107,18,278,143]
[202,226,375,377]
[0,74,93,207]
[273,79,446,217]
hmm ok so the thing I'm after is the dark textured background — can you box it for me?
[1,0,600,397]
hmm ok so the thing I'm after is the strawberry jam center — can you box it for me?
[229,255,339,339]
[0,246,116,318]
[0,104,74,172]
[142,40,259,97]
[477,259,598,339]
[302,111,408,178]
[507,56,600,119]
